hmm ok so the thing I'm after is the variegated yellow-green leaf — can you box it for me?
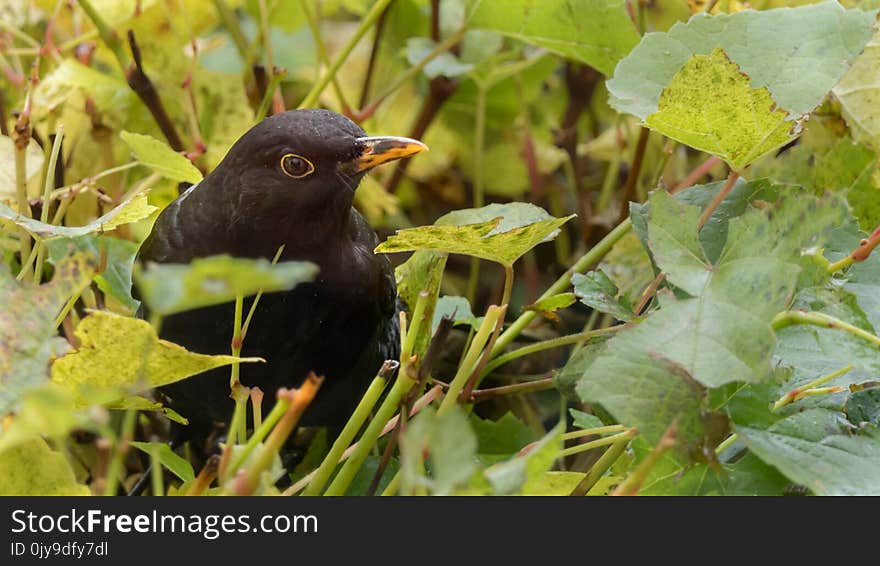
[0,190,156,240]
[377,203,575,267]
[0,253,96,415]
[0,437,90,495]
[645,48,795,169]
[51,311,262,405]
[608,1,876,168]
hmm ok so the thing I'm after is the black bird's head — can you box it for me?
[213,109,426,234]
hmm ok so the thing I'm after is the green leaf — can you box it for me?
[834,30,880,151]
[635,438,790,496]
[571,270,635,322]
[576,323,712,451]
[400,407,478,495]
[432,295,482,333]
[120,131,203,184]
[554,339,608,401]
[483,421,563,494]
[608,1,876,166]
[0,253,96,415]
[735,409,880,496]
[521,471,584,496]
[673,177,781,263]
[130,441,195,482]
[45,235,140,311]
[0,385,80,454]
[394,250,447,358]
[569,409,604,430]
[609,1,876,119]
[108,396,188,425]
[0,190,156,240]
[50,311,263,406]
[523,293,576,321]
[0,437,90,495]
[465,0,640,76]
[134,255,318,316]
[471,412,538,455]
[377,203,575,267]
[406,37,473,78]
[846,387,880,427]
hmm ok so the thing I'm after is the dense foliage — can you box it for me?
[2,0,880,496]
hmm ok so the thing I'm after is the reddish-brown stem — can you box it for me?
[470,376,555,402]
[852,225,880,263]
[633,272,666,315]
[458,305,508,403]
[125,30,185,152]
[384,0,458,193]
[672,155,722,192]
[0,87,8,136]
[556,64,600,241]
[358,3,389,110]
[698,170,740,229]
[617,127,650,224]
[384,76,457,193]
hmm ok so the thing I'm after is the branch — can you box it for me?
[125,30,185,152]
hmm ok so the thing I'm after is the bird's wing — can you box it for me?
[349,208,398,319]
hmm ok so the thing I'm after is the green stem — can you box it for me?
[14,134,32,280]
[612,423,676,496]
[241,245,285,340]
[359,27,466,118]
[77,0,129,68]
[772,365,854,412]
[53,292,80,328]
[299,0,350,113]
[482,325,624,379]
[103,409,138,496]
[303,368,393,495]
[149,444,164,496]
[225,395,290,481]
[254,68,287,123]
[772,311,880,348]
[559,430,635,458]
[470,377,555,402]
[323,371,416,496]
[32,127,65,284]
[298,0,394,108]
[211,0,249,61]
[402,291,429,360]
[489,219,633,359]
[438,306,504,415]
[238,377,322,494]
[561,425,627,442]
[714,433,738,455]
[570,431,636,496]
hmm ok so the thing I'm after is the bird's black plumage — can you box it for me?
[137,109,425,438]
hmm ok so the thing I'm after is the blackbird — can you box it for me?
[137,109,426,441]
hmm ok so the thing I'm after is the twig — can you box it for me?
[125,31,185,152]
[617,127,650,224]
[672,155,721,192]
[569,429,637,496]
[828,223,880,273]
[697,170,739,228]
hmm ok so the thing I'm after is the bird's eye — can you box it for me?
[280,153,315,179]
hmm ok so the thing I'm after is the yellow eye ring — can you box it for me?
[280,153,315,179]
